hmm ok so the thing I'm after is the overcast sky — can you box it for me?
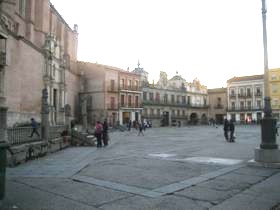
[50,0,280,88]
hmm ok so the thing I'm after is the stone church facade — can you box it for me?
[0,0,80,127]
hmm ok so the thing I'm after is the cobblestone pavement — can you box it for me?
[2,125,280,210]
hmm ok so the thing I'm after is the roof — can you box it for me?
[170,75,186,81]
[227,74,264,83]
[208,88,227,93]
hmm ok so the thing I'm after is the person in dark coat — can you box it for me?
[95,121,103,148]
[223,119,229,142]
[102,119,109,146]
[29,118,40,138]
[229,119,235,142]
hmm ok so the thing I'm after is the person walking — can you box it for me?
[127,120,132,131]
[137,121,144,136]
[95,121,103,148]
[29,118,40,138]
[102,119,109,146]
[229,119,235,142]
[223,118,229,142]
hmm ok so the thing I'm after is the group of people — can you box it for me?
[94,120,109,148]
[127,120,146,136]
[223,119,235,142]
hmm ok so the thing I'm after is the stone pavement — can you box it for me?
[1,125,280,210]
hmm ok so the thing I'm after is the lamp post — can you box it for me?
[260,0,278,150]
[253,0,280,164]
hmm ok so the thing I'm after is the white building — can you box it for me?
[226,75,264,124]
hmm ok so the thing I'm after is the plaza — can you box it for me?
[2,125,280,210]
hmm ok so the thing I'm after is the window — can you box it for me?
[182,96,186,104]
[172,110,175,116]
[121,79,125,89]
[240,101,245,109]
[182,110,185,116]
[19,0,26,17]
[135,80,139,90]
[256,87,261,96]
[187,96,191,105]
[177,110,180,116]
[164,94,168,103]
[247,101,251,109]
[247,88,251,96]
[271,74,277,80]
[128,80,132,88]
[171,95,175,103]
[150,108,154,115]
[257,100,262,108]
[121,95,125,106]
[110,97,115,109]
[135,96,139,107]
[143,92,147,100]
[149,92,154,101]
[157,109,160,116]
[156,92,160,102]
[177,95,180,103]
[110,80,115,91]
[128,95,132,107]
[230,89,235,96]
[239,88,244,96]
[231,102,235,109]
[272,84,278,93]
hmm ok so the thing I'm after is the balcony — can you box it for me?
[229,94,236,98]
[119,85,141,92]
[107,86,119,93]
[255,92,262,97]
[238,94,246,98]
[106,104,118,110]
[214,104,224,109]
[227,105,263,112]
[142,100,209,109]
[142,114,161,119]
[119,103,143,109]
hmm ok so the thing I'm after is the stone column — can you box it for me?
[41,88,50,142]
[81,95,87,132]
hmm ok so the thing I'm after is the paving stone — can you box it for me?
[13,177,132,206]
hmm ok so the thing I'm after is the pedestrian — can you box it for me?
[102,119,109,146]
[29,118,40,138]
[137,121,144,136]
[229,119,235,142]
[223,118,229,142]
[127,120,132,131]
[94,121,103,148]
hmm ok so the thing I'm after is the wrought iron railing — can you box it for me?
[7,126,41,145]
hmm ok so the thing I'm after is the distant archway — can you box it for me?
[190,113,198,125]
[201,113,208,125]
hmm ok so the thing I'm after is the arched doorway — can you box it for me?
[190,113,198,125]
[201,113,208,125]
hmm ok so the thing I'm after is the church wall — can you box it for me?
[5,37,44,126]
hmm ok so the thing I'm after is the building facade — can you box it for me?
[226,75,264,123]
[141,70,209,127]
[208,88,227,124]
[269,68,280,120]
[78,62,142,127]
[0,0,80,126]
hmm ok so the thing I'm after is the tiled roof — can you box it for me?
[227,74,264,83]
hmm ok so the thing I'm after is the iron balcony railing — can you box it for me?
[227,105,263,112]
[142,100,209,109]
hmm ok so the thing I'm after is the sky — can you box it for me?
[50,0,280,89]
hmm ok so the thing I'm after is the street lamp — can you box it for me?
[253,0,280,164]
[260,0,278,150]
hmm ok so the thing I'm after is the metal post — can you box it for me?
[259,0,278,150]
